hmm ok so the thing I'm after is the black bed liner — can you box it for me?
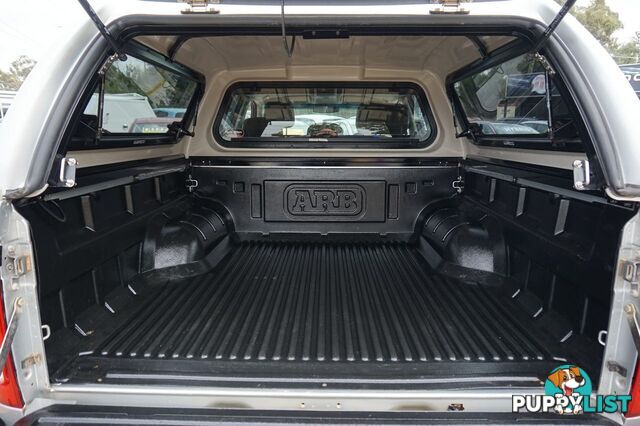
[29,158,631,387]
[102,240,550,362]
[53,240,573,385]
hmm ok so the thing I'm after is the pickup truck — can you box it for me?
[1,0,640,424]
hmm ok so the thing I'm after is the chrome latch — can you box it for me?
[624,304,640,353]
[179,0,220,14]
[606,360,627,377]
[624,260,640,297]
[572,159,591,191]
[4,245,31,280]
[59,157,77,188]
[186,176,199,192]
[21,353,42,370]
[430,0,469,15]
[452,176,464,193]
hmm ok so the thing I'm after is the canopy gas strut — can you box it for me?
[76,0,129,140]
[76,0,126,61]
[532,0,577,52]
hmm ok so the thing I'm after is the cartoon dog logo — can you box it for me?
[547,366,587,414]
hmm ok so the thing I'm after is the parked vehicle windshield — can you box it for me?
[215,83,435,146]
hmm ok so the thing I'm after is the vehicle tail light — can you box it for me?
[627,360,640,417]
[0,287,23,408]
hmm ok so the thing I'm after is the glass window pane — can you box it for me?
[454,54,552,136]
[216,84,434,145]
[85,55,197,134]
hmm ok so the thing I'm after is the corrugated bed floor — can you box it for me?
[96,241,551,363]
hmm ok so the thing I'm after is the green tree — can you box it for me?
[0,55,36,90]
[104,66,145,96]
[614,32,640,64]
[572,0,622,51]
[565,0,640,64]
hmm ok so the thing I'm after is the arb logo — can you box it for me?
[286,184,363,216]
[512,364,631,415]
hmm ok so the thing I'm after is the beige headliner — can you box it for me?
[69,34,583,170]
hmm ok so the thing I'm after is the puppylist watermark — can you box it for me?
[512,365,632,415]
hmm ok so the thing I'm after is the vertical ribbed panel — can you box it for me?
[97,241,549,363]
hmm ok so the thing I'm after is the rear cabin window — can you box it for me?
[214,83,436,148]
[453,53,582,150]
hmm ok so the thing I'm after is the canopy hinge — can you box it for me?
[430,0,469,15]
[533,53,556,77]
[179,0,220,14]
[98,52,123,76]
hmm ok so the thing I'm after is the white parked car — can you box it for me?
[1,0,640,424]
[0,90,16,125]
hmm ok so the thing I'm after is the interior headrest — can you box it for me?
[356,105,388,126]
[242,117,269,137]
[264,102,294,121]
[356,104,409,136]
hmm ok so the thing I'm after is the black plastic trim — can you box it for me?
[189,156,461,167]
[71,134,179,151]
[124,40,203,83]
[168,35,190,60]
[448,39,533,84]
[18,405,614,425]
[212,81,438,149]
[466,35,489,59]
[39,156,188,202]
[112,16,538,40]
